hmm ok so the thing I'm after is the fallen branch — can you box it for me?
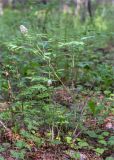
[0,119,9,131]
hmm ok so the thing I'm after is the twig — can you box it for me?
[0,120,9,131]
[0,61,14,101]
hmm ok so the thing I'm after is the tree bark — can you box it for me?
[75,0,92,21]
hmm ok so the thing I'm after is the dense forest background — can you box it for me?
[0,0,114,159]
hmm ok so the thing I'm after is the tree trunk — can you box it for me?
[75,0,92,21]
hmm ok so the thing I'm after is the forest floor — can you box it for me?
[0,89,114,160]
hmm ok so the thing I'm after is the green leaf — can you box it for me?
[98,140,107,145]
[101,132,109,137]
[98,135,104,139]
[106,157,114,160]
[11,150,25,159]
[0,157,5,160]
[59,41,84,48]
[104,90,111,95]
[15,140,27,149]
[108,136,114,145]
[0,146,6,152]
[78,141,89,148]
[66,136,72,144]
[88,100,96,115]
[94,148,106,154]
[71,152,81,159]
[86,130,98,138]
[51,140,62,145]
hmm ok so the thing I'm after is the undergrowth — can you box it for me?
[0,4,114,160]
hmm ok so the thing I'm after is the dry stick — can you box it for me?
[49,63,93,141]
[51,123,54,141]
[0,120,9,131]
[49,64,76,102]
[0,61,15,125]
[72,102,87,142]
[49,63,83,130]
[72,87,95,142]
[43,52,94,141]
[0,63,12,128]
[49,64,67,90]
[73,102,86,132]
[49,63,85,140]
[0,61,14,101]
